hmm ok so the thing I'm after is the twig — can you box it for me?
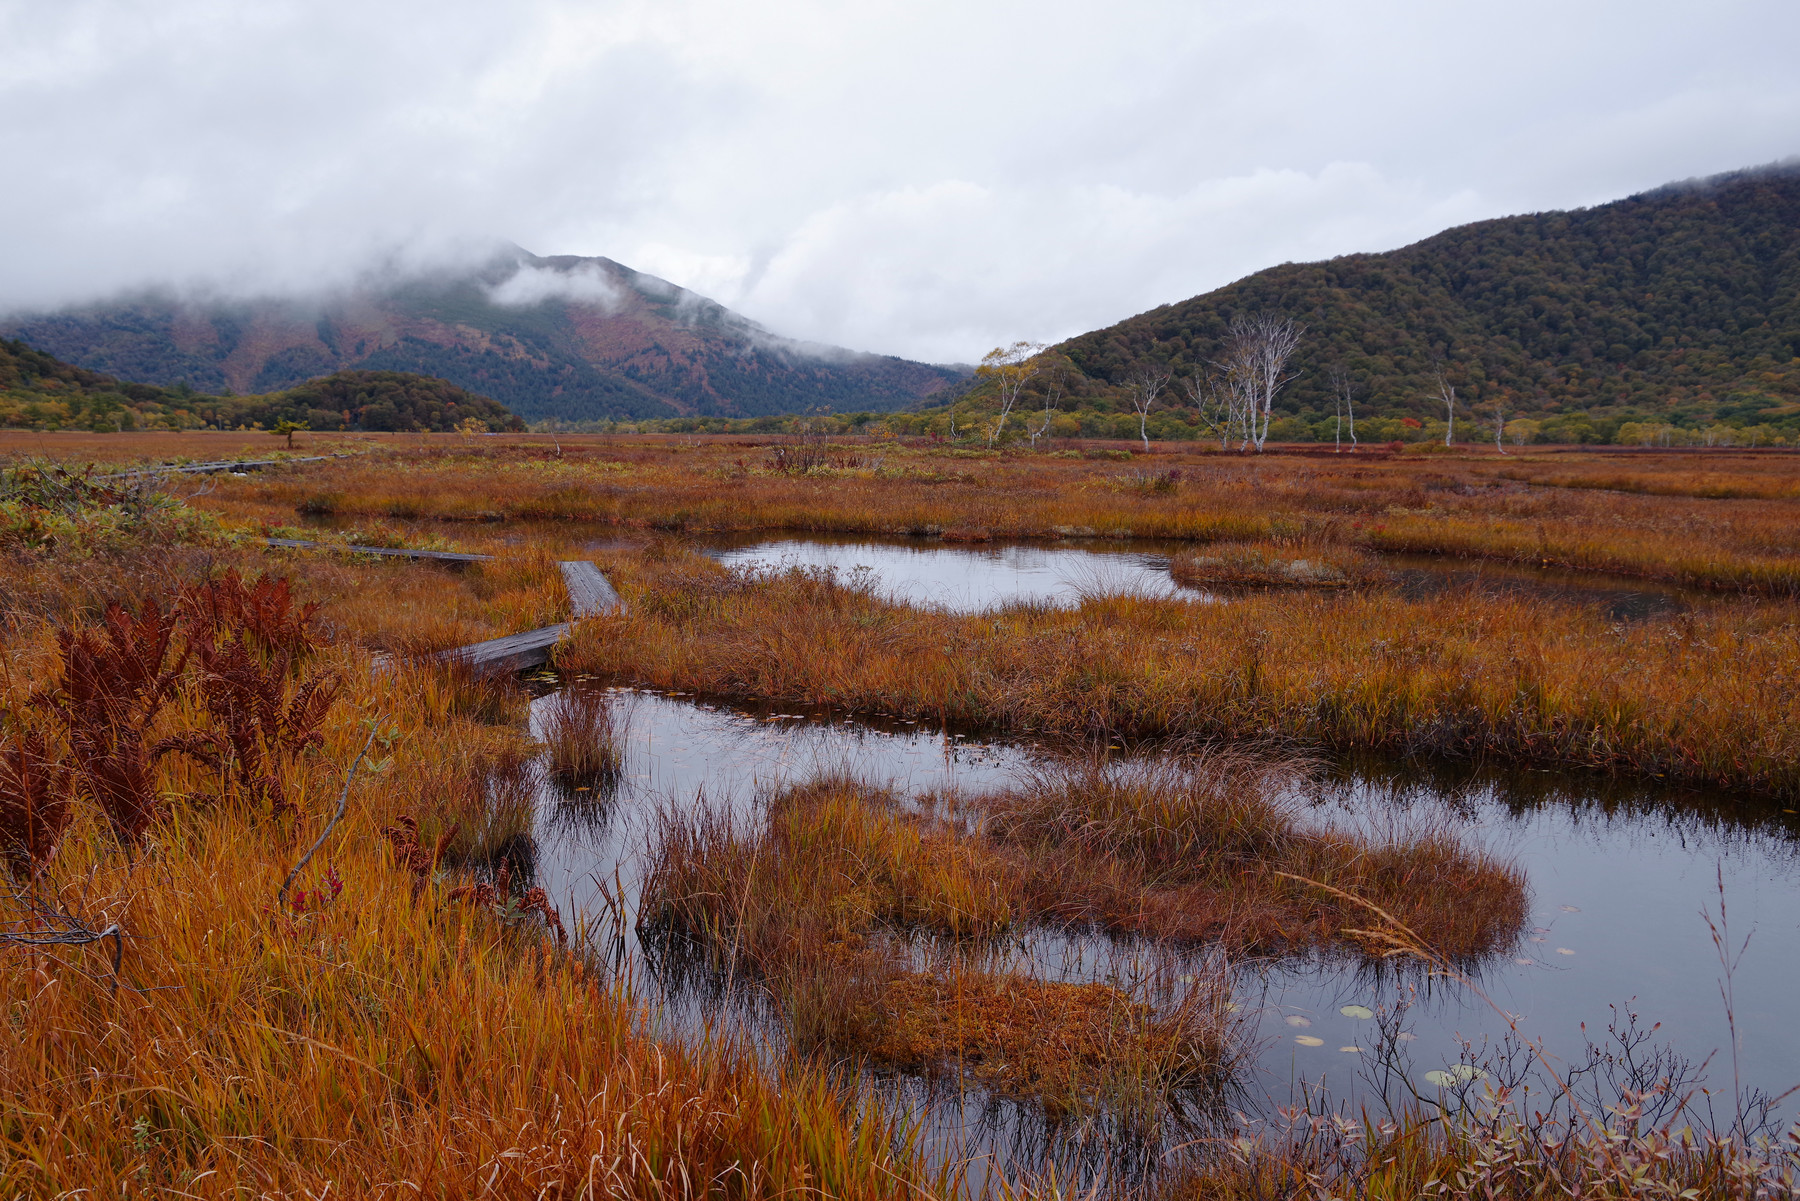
[276,726,377,909]
[0,922,124,993]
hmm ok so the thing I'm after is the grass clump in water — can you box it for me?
[990,753,1529,960]
[540,685,628,794]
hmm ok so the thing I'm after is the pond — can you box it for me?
[695,533,1698,620]
[521,683,1800,1180]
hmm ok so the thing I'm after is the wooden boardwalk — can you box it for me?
[435,560,623,676]
[266,537,493,563]
[105,454,340,480]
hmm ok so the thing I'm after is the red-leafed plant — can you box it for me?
[34,599,187,845]
[0,729,74,877]
[164,572,338,815]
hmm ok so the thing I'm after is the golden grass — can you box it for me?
[563,550,1800,798]
[5,432,1798,1192]
[126,434,1800,595]
[986,757,1526,959]
[640,759,1519,1131]
[639,775,1243,1130]
[0,582,942,1197]
[1168,537,1385,588]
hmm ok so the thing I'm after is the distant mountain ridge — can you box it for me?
[2,247,968,422]
[1051,160,1800,428]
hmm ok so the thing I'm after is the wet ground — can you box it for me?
[523,683,1800,1179]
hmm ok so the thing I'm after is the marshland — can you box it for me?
[5,428,1800,1197]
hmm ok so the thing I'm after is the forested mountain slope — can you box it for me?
[1051,162,1800,437]
[2,248,968,424]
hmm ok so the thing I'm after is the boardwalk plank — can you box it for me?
[266,538,492,563]
[432,562,621,676]
[559,560,624,616]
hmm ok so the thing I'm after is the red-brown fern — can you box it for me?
[175,637,337,815]
[34,600,186,844]
[449,859,568,947]
[179,571,321,659]
[0,730,74,877]
[383,815,459,894]
[164,573,337,815]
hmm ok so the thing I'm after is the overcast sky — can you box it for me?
[3,0,1797,363]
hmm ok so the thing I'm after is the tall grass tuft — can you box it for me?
[541,686,628,795]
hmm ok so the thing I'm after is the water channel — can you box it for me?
[511,536,1797,1178]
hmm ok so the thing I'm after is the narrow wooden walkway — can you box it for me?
[266,537,493,563]
[435,560,623,676]
[105,454,341,480]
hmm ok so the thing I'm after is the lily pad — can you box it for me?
[1339,1004,1374,1020]
[1424,1070,1454,1087]
[1560,905,1581,913]
[1295,1035,1324,1047]
[1451,1065,1487,1083]
[1285,1015,1312,1027]
[1556,947,1576,956]
[1339,1045,1362,1053]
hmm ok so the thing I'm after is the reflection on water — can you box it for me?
[696,532,1701,619]
[702,534,1200,611]
[525,685,1800,1180]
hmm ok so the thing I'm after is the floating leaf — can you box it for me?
[1396,1032,1417,1042]
[1424,1071,1454,1087]
[1295,1036,1324,1047]
[1451,1065,1487,1083]
[1556,947,1576,956]
[1340,1005,1374,1020]
[1560,905,1581,913]
[1225,1002,1241,1013]
[1285,1015,1312,1028]
[1529,936,1546,943]
[1514,957,1534,966]
[1339,1046,1362,1053]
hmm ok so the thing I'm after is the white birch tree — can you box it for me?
[976,341,1045,448]
[1127,367,1169,452]
[1327,365,1359,453]
[1435,369,1458,446]
[1215,313,1303,452]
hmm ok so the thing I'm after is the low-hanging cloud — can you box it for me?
[486,262,623,310]
[2,0,1797,363]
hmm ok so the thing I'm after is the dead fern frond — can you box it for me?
[0,729,74,877]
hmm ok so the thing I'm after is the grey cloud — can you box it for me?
[2,0,1796,363]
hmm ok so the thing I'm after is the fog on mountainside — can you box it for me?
[0,247,968,424]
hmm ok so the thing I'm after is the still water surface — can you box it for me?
[525,686,1800,1166]
[508,534,1784,1177]
[697,532,1698,620]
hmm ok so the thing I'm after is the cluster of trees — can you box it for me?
[0,340,524,433]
